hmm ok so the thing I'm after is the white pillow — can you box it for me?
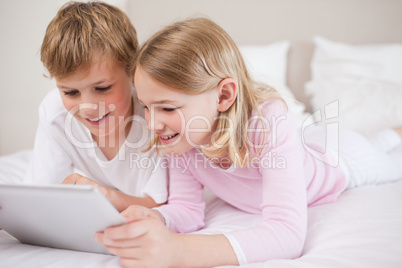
[239,42,308,127]
[239,42,289,86]
[305,36,402,136]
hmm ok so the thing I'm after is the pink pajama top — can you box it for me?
[155,99,346,264]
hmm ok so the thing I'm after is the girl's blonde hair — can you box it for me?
[136,17,283,166]
[41,1,138,78]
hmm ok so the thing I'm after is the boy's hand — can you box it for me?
[62,173,108,197]
[95,205,179,268]
[61,174,158,212]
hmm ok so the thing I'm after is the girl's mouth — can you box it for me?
[159,133,179,144]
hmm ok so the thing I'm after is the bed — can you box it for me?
[1,0,402,267]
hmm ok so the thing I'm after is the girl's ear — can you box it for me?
[217,78,238,112]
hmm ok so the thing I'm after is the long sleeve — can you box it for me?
[154,158,206,233]
[225,101,307,263]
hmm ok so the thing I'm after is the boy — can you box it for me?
[26,1,167,212]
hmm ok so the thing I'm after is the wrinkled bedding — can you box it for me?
[0,150,401,267]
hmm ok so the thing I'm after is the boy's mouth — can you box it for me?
[89,115,106,122]
[86,113,109,125]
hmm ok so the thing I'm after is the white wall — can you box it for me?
[0,0,66,155]
[0,0,126,156]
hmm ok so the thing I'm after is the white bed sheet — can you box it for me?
[0,150,401,268]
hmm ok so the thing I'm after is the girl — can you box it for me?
[95,18,402,266]
[25,1,168,212]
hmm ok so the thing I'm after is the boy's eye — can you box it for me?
[95,86,111,91]
[163,108,177,112]
[63,90,79,96]
[142,105,148,110]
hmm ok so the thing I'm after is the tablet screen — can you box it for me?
[0,184,126,254]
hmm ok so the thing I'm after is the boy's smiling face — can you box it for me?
[56,56,133,141]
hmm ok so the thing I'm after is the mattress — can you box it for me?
[0,150,401,267]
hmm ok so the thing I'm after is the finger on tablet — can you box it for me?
[105,246,140,259]
[104,220,152,240]
[76,175,96,186]
[121,205,151,222]
[94,232,141,248]
[61,173,84,184]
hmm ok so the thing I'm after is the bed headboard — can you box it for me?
[126,0,402,111]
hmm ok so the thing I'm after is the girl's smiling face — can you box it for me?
[56,57,133,141]
[134,67,220,155]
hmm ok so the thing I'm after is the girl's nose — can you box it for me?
[146,111,164,132]
[148,122,164,132]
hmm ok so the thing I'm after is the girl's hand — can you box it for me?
[62,173,109,197]
[95,205,180,268]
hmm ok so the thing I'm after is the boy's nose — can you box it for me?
[68,102,99,118]
[78,102,108,117]
[77,103,98,117]
[78,102,98,112]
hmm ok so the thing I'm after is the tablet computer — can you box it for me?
[0,183,126,254]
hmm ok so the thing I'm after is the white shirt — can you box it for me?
[25,88,168,204]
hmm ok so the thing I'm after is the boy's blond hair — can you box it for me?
[41,1,138,78]
[136,17,284,166]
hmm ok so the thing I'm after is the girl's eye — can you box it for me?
[142,105,148,110]
[64,90,79,96]
[95,86,111,91]
[163,108,177,112]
